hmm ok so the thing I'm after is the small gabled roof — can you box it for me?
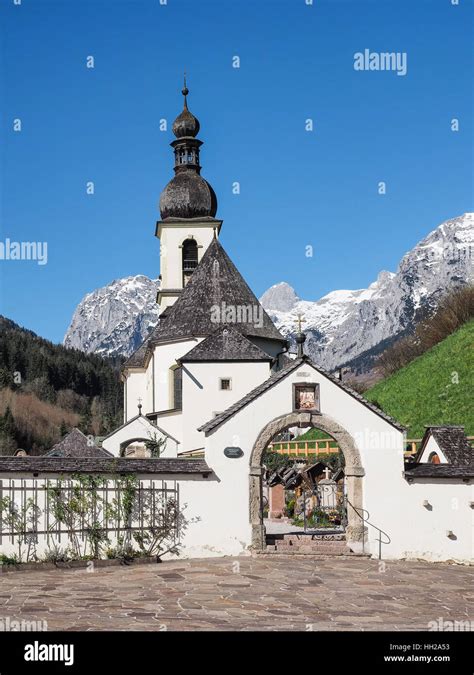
[415,426,473,466]
[45,428,112,458]
[179,326,273,363]
[148,238,285,345]
[100,414,180,446]
[198,356,405,434]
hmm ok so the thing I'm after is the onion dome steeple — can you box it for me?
[159,77,217,220]
[172,77,200,139]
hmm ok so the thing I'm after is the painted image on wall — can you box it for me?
[294,384,320,411]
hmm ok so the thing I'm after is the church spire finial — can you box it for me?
[182,70,189,109]
[294,314,307,358]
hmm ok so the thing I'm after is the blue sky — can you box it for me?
[1,0,472,344]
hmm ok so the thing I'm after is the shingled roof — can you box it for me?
[150,238,285,345]
[405,426,474,479]
[0,457,212,475]
[123,238,285,370]
[404,463,474,479]
[45,428,112,458]
[199,356,405,434]
[416,426,473,466]
[123,340,152,369]
[179,326,273,363]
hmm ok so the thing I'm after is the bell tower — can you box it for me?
[156,78,222,313]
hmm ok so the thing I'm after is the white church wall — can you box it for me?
[153,410,183,447]
[386,478,474,563]
[152,339,203,412]
[181,360,270,452]
[125,370,148,422]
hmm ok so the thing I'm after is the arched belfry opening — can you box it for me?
[182,238,198,286]
[249,412,366,552]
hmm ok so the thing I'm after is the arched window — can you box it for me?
[182,239,198,285]
[171,366,182,410]
[428,452,441,464]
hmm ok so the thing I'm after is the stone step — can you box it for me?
[259,548,369,558]
[275,544,350,553]
[275,540,349,549]
[281,533,346,542]
[267,540,355,555]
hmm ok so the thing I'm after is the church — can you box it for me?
[96,84,473,563]
[102,82,290,458]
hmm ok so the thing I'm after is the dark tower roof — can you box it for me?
[149,237,285,345]
[159,79,217,220]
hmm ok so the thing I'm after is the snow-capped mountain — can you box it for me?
[262,213,473,370]
[64,275,160,357]
[64,213,473,368]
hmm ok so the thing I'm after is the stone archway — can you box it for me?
[249,412,366,551]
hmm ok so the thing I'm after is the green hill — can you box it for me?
[365,320,474,437]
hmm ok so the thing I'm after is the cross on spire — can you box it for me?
[294,313,306,333]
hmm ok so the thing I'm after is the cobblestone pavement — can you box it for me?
[0,556,472,631]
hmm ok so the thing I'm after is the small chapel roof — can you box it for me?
[179,326,273,363]
[405,426,474,479]
[416,426,473,466]
[45,428,112,458]
[199,355,405,434]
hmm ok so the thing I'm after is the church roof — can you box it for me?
[45,428,112,458]
[149,237,285,346]
[123,340,152,369]
[160,171,217,220]
[199,356,406,434]
[179,326,273,363]
[123,238,284,371]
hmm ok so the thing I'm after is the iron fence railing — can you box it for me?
[0,477,179,547]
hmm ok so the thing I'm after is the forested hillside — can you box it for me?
[0,316,123,455]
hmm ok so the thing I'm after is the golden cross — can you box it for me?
[294,314,305,333]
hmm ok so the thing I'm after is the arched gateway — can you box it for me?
[249,412,366,552]
[197,354,405,559]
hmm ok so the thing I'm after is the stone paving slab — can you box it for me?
[0,556,472,631]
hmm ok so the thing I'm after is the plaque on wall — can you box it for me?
[224,447,244,458]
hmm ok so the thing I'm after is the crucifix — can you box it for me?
[323,467,332,480]
[294,313,306,333]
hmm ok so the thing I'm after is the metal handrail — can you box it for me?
[345,497,391,559]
